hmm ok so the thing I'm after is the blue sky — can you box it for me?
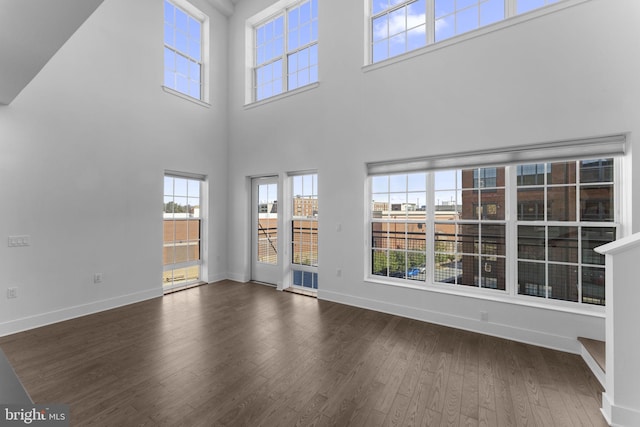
[372,171,465,209]
[371,0,559,62]
[164,0,202,98]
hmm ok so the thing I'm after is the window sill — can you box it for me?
[362,0,591,73]
[162,86,211,108]
[365,276,606,318]
[244,82,320,110]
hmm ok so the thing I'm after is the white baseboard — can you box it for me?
[602,392,640,427]
[227,272,250,283]
[318,289,580,354]
[0,288,161,337]
[208,273,229,283]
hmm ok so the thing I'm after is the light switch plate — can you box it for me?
[8,235,30,247]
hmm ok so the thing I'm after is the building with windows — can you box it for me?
[293,196,317,217]
[1,0,640,424]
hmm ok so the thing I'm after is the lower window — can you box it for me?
[369,157,618,307]
[163,174,205,290]
[290,173,319,292]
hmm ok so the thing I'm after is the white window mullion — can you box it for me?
[426,0,435,45]
[281,58,288,94]
[505,165,516,296]
[614,157,626,236]
[426,171,435,285]
[544,226,549,299]
[283,10,289,94]
[577,228,583,303]
[364,0,370,64]
[505,0,517,18]
[575,159,581,224]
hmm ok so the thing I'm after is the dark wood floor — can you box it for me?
[0,280,606,426]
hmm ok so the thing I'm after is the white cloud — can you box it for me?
[373,8,426,41]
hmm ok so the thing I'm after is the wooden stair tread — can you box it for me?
[578,337,606,373]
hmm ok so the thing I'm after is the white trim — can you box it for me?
[0,288,161,337]
[319,288,585,354]
[362,0,371,66]
[162,86,211,108]
[594,231,640,256]
[364,0,592,69]
[601,393,640,427]
[164,169,207,180]
[580,343,606,388]
[288,168,319,177]
[246,0,297,25]
[164,280,207,293]
[244,82,320,109]
[251,176,282,286]
[172,0,208,21]
[365,276,605,318]
[367,134,627,175]
[162,259,201,272]
[208,273,228,284]
[228,271,251,283]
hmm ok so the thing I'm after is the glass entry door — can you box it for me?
[252,177,280,285]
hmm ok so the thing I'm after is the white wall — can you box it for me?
[227,0,640,353]
[0,0,229,335]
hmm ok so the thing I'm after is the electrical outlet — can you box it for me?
[7,287,17,299]
[93,273,103,284]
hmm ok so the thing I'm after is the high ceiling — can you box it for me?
[0,0,105,105]
[0,0,241,106]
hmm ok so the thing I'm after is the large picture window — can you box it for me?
[370,0,568,63]
[369,154,620,308]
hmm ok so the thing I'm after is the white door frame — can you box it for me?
[251,176,281,286]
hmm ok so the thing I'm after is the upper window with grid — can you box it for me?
[164,0,207,101]
[254,0,318,102]
[370,0,566,63]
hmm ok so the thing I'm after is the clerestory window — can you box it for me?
[370,0,568,64]
[164,0,209,102]
[252,0,318,102]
